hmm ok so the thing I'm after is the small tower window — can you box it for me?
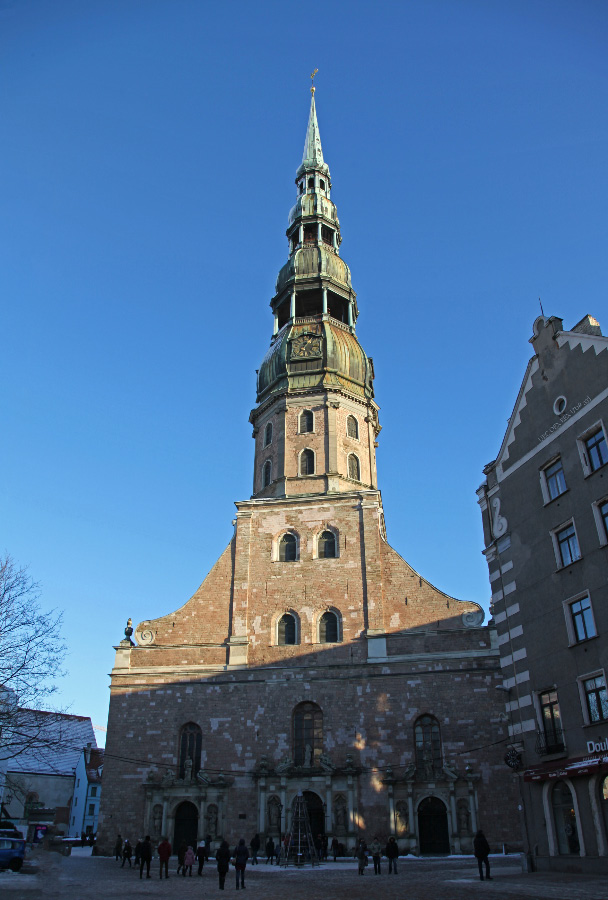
[279,533,297,562]
[318,530,336,559]
[321,225,333,246]
[303,224,316,244]
[278,613,297,645]
[319,610,339,643]
[320,179,325,191]
[300,449,315,476]
[264,422,273,447]
[299,181,304,194]
[300,410,314,433]
[308,177,314,189]
[262,460,272,488]
[348,454,360,482]
[347,415,359,439]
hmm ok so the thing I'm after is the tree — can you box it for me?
[0,554,67,765]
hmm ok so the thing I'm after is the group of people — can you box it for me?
[113,827,494,883]
[354,836,400,875]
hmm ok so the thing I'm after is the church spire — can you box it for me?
[302,91,324,168]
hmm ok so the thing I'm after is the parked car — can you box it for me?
[0,836,26,871]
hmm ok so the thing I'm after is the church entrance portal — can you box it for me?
[417,797,450,855]
[303,791,325,837]
[174,801,198,852]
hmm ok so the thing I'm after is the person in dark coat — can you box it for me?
[265,837,275,864]
[331,837,339,861]
[474,829,492,881]
[216,839,231,890]
[158,836,172,879]
[176,840,187,875]
[250,833,260,864]
[385,836,399,874]
[196,839,206,875]
[139,835,152,879]
[134,838,143,867]
[121,839,132,867]
[356,838,368,875]
[205,833,212,861]
[234,837,249,889]
[114,834,123,861]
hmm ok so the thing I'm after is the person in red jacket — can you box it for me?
[157,836,172,879]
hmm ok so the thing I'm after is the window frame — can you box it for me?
[277,611,299,646]
[562,591,597,646]
[537,688,565,753]
[578,670,608,725]
[347,453,361,482]
[577,420,608,477]
[346,414,359,441]
[299,448,315,476]
[592,496,608,547]
[277,531,299,562]
[178,721,203,779]
[292,701,323,765]
[317,608,342,644]
[540,456,568,504]
[414,714,442,772]
[263,421,273,448]
[551,519,582,569]
[262,459,272,489]
[299,409,315,434]
[316,527,338,560]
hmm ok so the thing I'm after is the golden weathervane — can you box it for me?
[310,68,318,95]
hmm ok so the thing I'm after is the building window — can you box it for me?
[321,225,333,245]
[537,690,564,754]
[88,803,95,816]
[585,429,608,472]
[346,415,359,439]
[566,594,597,643]
[300,449,315,476]
[542,459,567,502]
[582,674,608,723]
[553,522,581,568]
[320,179,325,191]
[551,781,580,855]
[262,460,272,488]
[264,422,273,447]
[278,533,297,562]
[414,714,442,774]
[319,610,340,643]
[592,498,608,546]
[318,530,336,559]
[600,500,608,539]
[299,181,304,194]
[347,454,360,481]
[293,701,322,766]
[307,177,314,190]
[179,722,202,779]
[278,613,297,645]
[300,410,314,433]
[90,786,97,797]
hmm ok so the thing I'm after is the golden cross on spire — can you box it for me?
[310,68,318,95]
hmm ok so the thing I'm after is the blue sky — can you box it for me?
[2,0,607,745]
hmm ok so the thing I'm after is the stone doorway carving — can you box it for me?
[303,790,325,837]
[173,800,198,851]
[417,796,449,855]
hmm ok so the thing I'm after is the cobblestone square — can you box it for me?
[3,851,608,900]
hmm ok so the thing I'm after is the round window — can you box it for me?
[553,396,567,415]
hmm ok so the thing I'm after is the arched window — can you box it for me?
[414,715,442,774]
[347,454,360,481]
[319,610,339,643]
[264,422,273,447]
[307,177,314,190]
[279,532,297,562]
[262,460,272,488]
[300,410,314,433]
[320,179,325,191]
[293,701,323,766]
[179,722,202,779]
[347,415,359,439]
[278,612,297,645]
[300,449,315,476]
[318,530,336,559]
[552,781,580,855]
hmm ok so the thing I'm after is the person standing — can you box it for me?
[331,837,339,862]
[216,839,231,890]
[265,836,275,864]
[158,836,172,879]
[121,839,132,867]
[385,836,399,874]
[356,838,368,875]
[196,838,206,875]
[176,840,187,875]
[139,835,152,879]
[234,838,249,889]
[183,845,195,876]
[114,834,123,861]
[474,830,492,881]
[369,836,382,874]
[250,832,260,864]
[134,838,143,868]
[205,833,212,861]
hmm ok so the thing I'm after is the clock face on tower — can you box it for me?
[290,332,323,360]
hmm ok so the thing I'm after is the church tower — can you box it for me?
[97,87,517,858]
[251,87,380,500]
